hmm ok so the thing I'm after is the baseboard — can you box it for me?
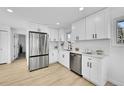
[0,59,11,64]
[108,78,124,86]
[49,61,58,65]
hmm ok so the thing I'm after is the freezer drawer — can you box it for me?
[70,53,82,75]
[29,55,49,71]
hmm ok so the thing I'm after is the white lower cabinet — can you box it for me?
[59,51,70,69]
[49,50,58,64]
[82,55,107,85]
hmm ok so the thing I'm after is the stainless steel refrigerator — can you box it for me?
[29,31,49,71]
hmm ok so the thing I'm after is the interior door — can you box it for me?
[0,31,9,64]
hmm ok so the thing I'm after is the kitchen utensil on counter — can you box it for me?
[75,48,79,51]
[85,49,93,54]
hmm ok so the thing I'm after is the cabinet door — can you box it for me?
[54,30,59,41]
[71,24,77,41]
[86,14,95,40]
[78,19,86,40]
[95,9,110,39]
[74,19,86,40]
[83,56,90,80]
[59,29,65,41]
[49,29,54,41]
[63,51,70,68]
[49,50,58,64]
[58,51,64,65]
[95,10,105,39]
[61,52,65,66]
[49,28,59,41]
[90,58,100,84]
[71,19,86,41]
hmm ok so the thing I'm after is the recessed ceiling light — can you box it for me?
[56,22,60,25]
[7,9,13,13]
[79,7,84,11]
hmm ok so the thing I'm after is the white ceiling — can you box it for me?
[1,7,105,28]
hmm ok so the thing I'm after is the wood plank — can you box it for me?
[0,58,94,86]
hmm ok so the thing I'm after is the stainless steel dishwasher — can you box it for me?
[70,52,82,75]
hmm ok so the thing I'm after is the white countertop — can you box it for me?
[70,51,82,54]
[70,51,108,58]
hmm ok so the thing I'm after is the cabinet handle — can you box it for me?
[93,34,94,38]
[76,36,79,40]
[90,63,92,68]
[87,62,89,67]
[95,34,97,38]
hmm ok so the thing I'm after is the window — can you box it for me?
[116,21,124,44]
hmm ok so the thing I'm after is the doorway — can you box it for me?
[18,34,26,58]
[13,34,26,60]
[0,30,9,64]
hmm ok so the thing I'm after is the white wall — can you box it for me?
[107,8,124,85]
[0,24,12,64]
[72,40,110,55]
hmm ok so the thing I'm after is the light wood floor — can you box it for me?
[0,58,114,86]
[0,58,95,86]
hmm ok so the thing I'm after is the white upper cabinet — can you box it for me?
[86,14,95,40]
[86,8,110,40]
[71,8,111,41]
[71,18,86,41]
[95,10,105,39]
[59,28,65,41]
[49,28,59,41]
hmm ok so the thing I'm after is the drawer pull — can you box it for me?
[87,62,89,67]
[90,63,92,68]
